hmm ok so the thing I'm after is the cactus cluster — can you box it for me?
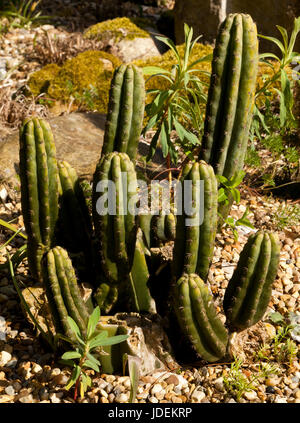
[17,14,281,366]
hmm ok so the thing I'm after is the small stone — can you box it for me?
[0,395,14,403]
[149,396,159,403]
[13,381,22,392]
[105,375,115,383]
[266,377,280,387]
[19,394,34,403]
[294,390,300,399]
[108,393,115,402]
[151,384,162,395]
[49,393,61,403]
[214,377,224,392]
[244,391,258,401]
[266,386,276,394]
[115,393,128,403]
[165,375,179,386]
[0,351,12,366]
[50,368,61,378]
[171,395,182,403]
[53,373,69,386]
[100,397,109,403]
[191,389,206,403]
[274,396,287,403]
[99,389,108,398]
[39,387,49,401]
[31,363,43,375]
[4,386,15,396]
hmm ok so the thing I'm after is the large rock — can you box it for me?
[0,112,167,187]
[0,112,106,185]
[227,0,300,53]
[174,0,300,53]
[174,0,224,45]
[83,17,162,63]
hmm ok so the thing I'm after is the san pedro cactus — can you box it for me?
[199,13,259,180]
[173,273,228,362]
[223,231,280,331]
[56,160,94,277]
[92,152,155,312]
[92,152,138,283]
[172,160,218,282]
[101,64,145,162]
[19,117,59,281]
[42,246,90,342]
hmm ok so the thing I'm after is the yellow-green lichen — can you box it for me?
[83,17,150,43]
[28,51,122,114]
[28,63,61,97]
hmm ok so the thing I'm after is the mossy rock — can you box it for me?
[83,17,150,42]
[28,51,121,114]
[28,63,61,97]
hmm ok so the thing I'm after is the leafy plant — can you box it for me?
[142,24,212,164]
[0,0,50,28]
[273,202,300,229]
[217,171,255,239]
[224,357,280,401]
[60,307,129,400]
[256,312,298,365]
[247,18,300,186]
[254,17,300,133]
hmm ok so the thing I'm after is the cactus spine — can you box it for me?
[199,13,259,180]
[172,161,218,281]
[223,231,280,331]
[101,64,145,162]
[19,117,59,281]
[42,246,90,341]
[173,273,228,362]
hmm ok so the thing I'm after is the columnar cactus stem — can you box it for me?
[223,231,280,331]
[173,273,228,362]
[19,117,59,281]
[199,13,259,181]
[101,64,145,162]
[172,161,218,281]
[42,246,90,341]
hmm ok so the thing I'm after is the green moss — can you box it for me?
[83,17,150,42]
[28,63,61,97]
[28,51,122,114]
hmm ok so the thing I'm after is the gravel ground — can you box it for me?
[0,185,299,404]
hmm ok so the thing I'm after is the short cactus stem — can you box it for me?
[173,273,228,362]
[172,160,218,281]
[101,64,145,162]
[223,231,280,331]
[42,246,90,342]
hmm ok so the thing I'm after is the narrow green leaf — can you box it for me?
[61,351,82,360]
[87,306,100,339]
[82,359,100,372]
